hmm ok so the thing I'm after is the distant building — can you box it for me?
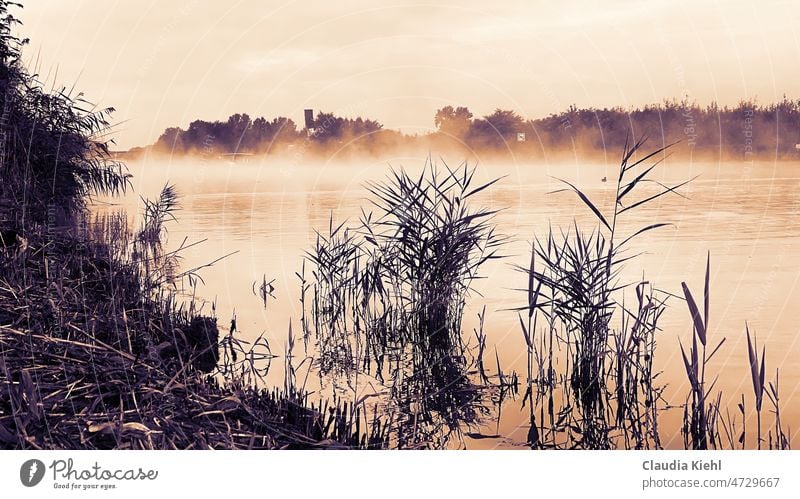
[304,109,314,129]
[304,109,315,137]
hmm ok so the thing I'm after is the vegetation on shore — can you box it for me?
[0,1,386,450]
[143,99,800,161]
[0,0,793,451]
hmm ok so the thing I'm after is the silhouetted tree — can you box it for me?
[148,100,800,160]
[467,109,525,148]
[311,111,382,144]
[434,106,473,138]
[155,127,186,153]
[152,113,302,154]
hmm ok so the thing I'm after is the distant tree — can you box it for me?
[484,109,524,137]
[312,112,345,143]
[434,106,473,138]
[467,109,524,148]
[183,119,216,151]
[244,116,300,152]
[311,112,382,144]
[348,117,383,138]
[146,99,800,160]
[223,113,251,151]
[154,127,186,153]
[270,117,300,143]
[151,114,303,155]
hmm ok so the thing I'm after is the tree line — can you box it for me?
[147,98,800,160]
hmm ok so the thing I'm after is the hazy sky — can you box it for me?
[17,0,800,149]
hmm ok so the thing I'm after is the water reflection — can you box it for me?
[99,157,800,449]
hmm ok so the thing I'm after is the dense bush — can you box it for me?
[0,1,128,228]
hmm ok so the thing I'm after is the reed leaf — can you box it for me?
[552,177,611,231]
[681,282,706,346]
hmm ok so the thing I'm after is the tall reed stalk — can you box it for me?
[679,254,726,449]
[745,325,765,449]
[517,137,692,449]
[303,160,505,446]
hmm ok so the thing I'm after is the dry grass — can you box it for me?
[0,211,389,449]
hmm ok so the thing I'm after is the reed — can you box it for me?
[678,254,726,449]
[745,325,765,449]
[1,1,793,449]
[765,369,790,450]
[302,160,507,447]
[515,137,687,448]
[0,195,392,449]
[0,1,129,229]
[0,1,385,450]
[513,138,793,450]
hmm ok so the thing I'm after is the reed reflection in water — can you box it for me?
[100,154,800,448]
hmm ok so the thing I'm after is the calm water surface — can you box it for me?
[101,154,800,449]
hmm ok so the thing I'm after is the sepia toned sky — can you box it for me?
[17,0,800,149]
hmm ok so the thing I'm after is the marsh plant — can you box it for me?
[513,138,684,448]
[516,138,791,450]
[302,161,506,446]
[0,0,129,229]
[0,0,791,450]
[0,0,390,449]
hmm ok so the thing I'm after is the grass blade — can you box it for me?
[681,282,706,346]
[553,177,611,231]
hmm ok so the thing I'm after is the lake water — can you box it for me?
[100,153,800,449]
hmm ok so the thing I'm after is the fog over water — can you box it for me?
[94,154,800,448]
